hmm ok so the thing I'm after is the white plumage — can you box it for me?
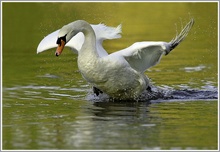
[37,19,194,100]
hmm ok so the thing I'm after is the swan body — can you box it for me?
[37,23,122,57]
[37,19,194,100]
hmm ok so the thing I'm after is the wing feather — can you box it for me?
[37,24,122,55]
[37,30,59,54]
[114,42,169,72]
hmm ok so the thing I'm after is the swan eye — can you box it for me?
[56,34,67,46]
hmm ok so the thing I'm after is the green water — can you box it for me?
[2,2,218,150]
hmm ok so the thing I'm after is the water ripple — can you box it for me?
[3,84,88,101]
[3,83,218,102]
[182,65,207,72]
[87,85,218,102]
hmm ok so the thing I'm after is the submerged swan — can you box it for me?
[37,19,194,100]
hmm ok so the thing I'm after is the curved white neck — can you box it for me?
[70,20,99,58]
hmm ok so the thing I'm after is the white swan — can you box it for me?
[37,19,194,100]
[37,23,122,57]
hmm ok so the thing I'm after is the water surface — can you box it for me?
[2,2,218,150]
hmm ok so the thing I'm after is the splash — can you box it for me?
[86,84,218,102]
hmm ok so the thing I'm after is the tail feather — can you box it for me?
[166,18,194,55]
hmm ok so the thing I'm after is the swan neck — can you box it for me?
[76,21,98,57]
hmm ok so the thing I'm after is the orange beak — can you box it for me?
[55,39,66,56]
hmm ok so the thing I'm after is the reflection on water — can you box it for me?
[2,2,218,150]
[3,89,217,149]
[3,81,218,150]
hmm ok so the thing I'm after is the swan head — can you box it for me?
[56,34,66,56]
[55,22,81,56]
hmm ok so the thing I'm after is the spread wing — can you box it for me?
[36,29,85,54]
[110,19,194,73]
[112,42,170,72]
[37,24,122,55]
[37,29,59,54]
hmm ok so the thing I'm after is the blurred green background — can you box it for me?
[2,2,218,88]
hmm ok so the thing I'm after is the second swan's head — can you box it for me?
[55,20,87,56]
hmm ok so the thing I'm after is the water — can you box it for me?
[2,2,218,150]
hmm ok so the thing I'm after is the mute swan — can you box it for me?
[37,19,194,100]
[37,23,122,57]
